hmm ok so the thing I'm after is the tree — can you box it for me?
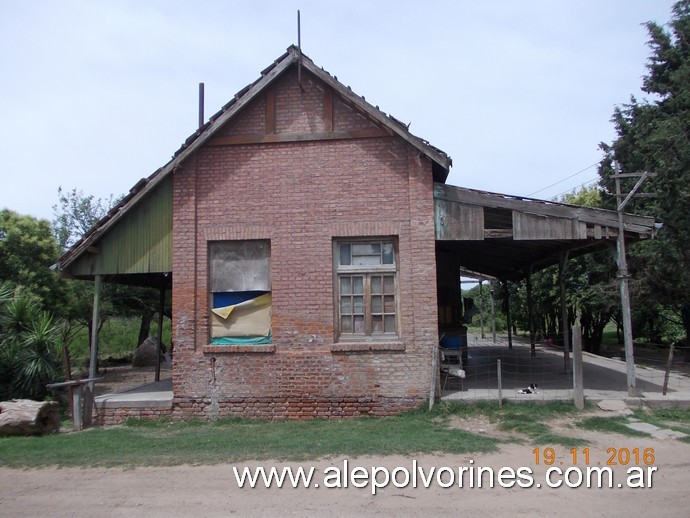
[52,187,115,253]
[0,209,66,312]
[599,0,690,346]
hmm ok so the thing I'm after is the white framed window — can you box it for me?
[334,239,399,340]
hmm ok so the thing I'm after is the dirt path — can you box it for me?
[1,432,688,517]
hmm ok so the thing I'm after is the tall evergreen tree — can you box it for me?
[599,0,690,345]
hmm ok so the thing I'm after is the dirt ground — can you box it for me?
[2,365,689,516]
[93,363,169,397]
[0,433,688,516]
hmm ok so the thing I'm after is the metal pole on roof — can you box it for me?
[297,10,303,89]
[198,83,205,129]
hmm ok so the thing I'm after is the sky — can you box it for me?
[0,0,679,222]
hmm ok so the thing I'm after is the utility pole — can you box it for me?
[612,162,656,397]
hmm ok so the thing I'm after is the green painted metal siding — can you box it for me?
[68,177,172,276]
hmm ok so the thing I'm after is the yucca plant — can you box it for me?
[0,284,63,399]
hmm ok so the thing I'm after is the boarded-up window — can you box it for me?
[209,240,271,345]
[334,239,399,341]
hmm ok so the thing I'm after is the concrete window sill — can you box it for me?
[203,345,276,354]
[331,342,405,353]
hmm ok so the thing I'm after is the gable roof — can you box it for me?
[59,46,452,272]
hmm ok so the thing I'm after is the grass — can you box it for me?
[0,407,497,468]
[632,407,690,439]
[576,416,652,438]
[0,401,591,469]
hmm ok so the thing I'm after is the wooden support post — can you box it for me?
[497,359,503,408]
[504,280,512,349]
[572,312,585,410]
[84,274,102,427]
[155,286,166,382]
[430,344,441,410]
[490,282,496,343]
[614,161,640,397]
[559,253,570,373]
[663,344,675,396]
[527,268,536,357]
[479,280,485,339]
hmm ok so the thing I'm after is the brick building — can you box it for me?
[59,46,655,422]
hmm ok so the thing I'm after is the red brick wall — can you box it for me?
[171,67,438,419]
[94,406,172,426]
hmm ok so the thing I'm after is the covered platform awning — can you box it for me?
[433,183,657,281]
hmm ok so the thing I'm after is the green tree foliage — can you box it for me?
[599,0,690,345]
[0,283,63,399]
[499,186,618,353]
[0,209,66,312]
[52,187,115,253]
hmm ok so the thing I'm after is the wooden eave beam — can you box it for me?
[207,128,391,146]
[434,183,655,235]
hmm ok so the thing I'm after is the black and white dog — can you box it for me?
[517,383,538,394]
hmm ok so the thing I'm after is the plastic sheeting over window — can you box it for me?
[209,240,271,345]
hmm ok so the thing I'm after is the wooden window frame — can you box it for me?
[333,238,399,342]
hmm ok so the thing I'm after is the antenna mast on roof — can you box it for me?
[297,10,304,91]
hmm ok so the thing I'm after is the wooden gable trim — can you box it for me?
[208,128,391,146]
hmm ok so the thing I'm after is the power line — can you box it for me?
[551,177,600,200]
[527,162,599,197]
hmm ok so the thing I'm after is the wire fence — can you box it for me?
[441,335,690,403]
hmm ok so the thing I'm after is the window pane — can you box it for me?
[352,255,381,266]
[371,276,382,294]
[354,315,365,334]
[372,295,382,313]
[340,277,351,294]
[353,276,364,294]
[384,295,395,313]
[209,240,271,292]
[382,243,394,264]
[341,315,353,333]
[372,315,383,333]
[383,275,395,294]
[353,296,364,314]
[352,243,380,255]
[339,243,351,265]
[341,296,352,313]
[384,315,396,333]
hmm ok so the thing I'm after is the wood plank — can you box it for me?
[434,183,655,234]
[324,88,333,133]
[434,199,484,240]
[208,128,391,146]
[484,229,513,239]
[265,90,275,134]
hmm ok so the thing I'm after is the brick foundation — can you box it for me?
[171,396,424,420]
[94,406,173,426]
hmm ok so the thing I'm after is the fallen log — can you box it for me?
[0,399,61,437]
